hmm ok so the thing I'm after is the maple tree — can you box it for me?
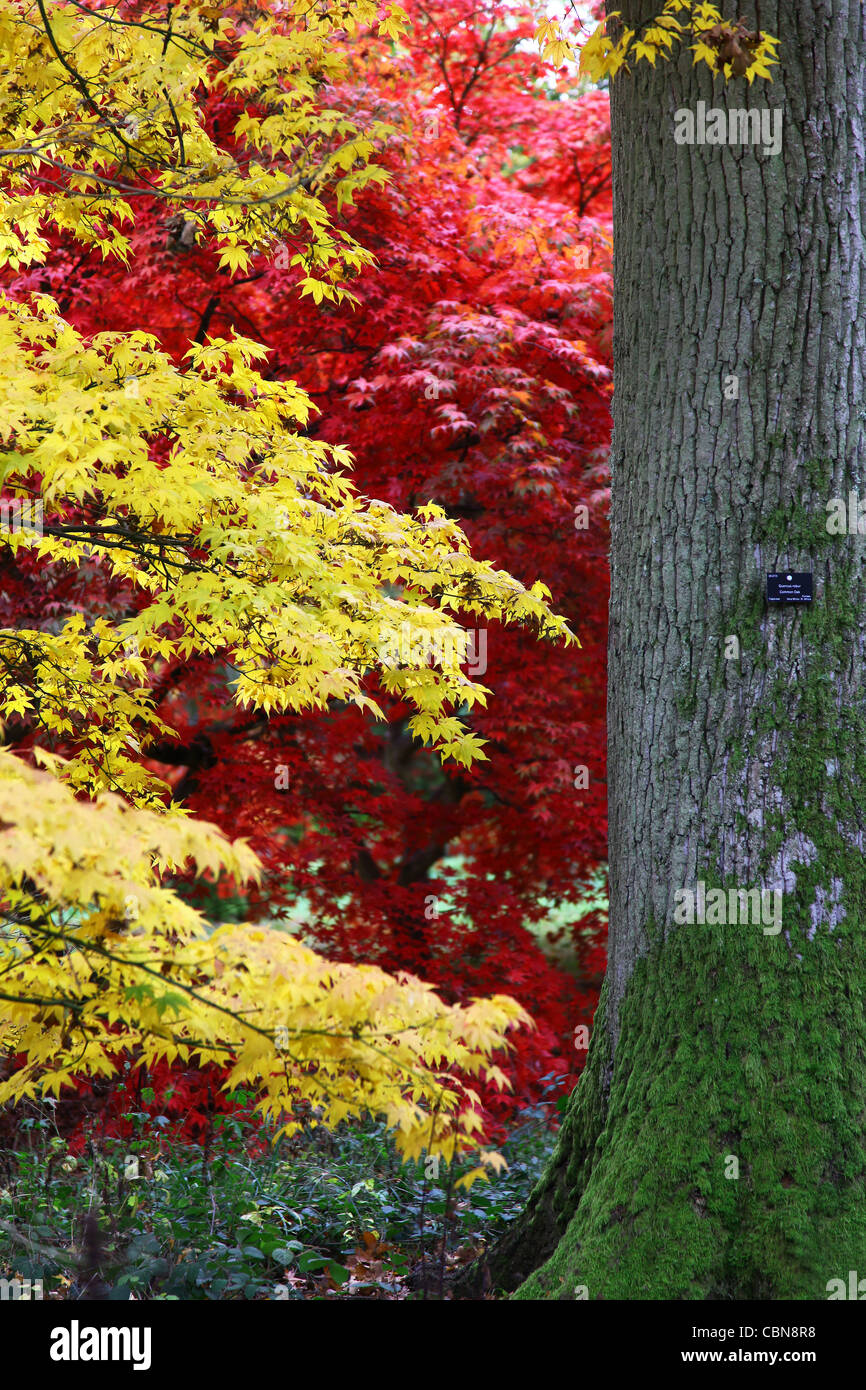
[0,0,607,1172]
[1,0,616,1143]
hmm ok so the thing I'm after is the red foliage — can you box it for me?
[66,1063,264,1156]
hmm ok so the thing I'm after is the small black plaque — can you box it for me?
[767,571,813,604]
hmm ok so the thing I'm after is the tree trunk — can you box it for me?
[473,0,866,1299]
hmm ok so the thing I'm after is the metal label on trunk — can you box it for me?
[767,572,813,604]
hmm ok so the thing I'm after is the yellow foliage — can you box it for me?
[0,292,571,786]
[535,3,779,85]
[0,0,402,286]
[0,752,530,1159]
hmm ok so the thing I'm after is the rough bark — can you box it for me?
[464,0,866,1299]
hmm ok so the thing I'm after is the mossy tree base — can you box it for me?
[504,911,866,1299]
